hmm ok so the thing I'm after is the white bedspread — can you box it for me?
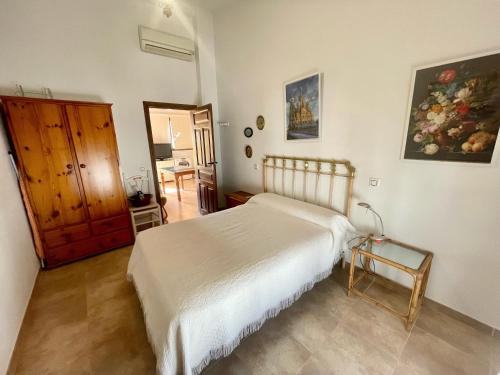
[127,194,353,375]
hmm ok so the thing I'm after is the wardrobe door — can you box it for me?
[4,100,87,230]
[65,104,128,220]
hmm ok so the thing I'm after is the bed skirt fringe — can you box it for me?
[192,268,332,375]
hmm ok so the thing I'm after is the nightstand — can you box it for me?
[129,202,162,237]
[224,191,254,208]
[348,237,433,330]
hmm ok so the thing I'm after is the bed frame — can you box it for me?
[262,155,356,218]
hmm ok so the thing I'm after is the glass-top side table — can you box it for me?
[347,237,433,330]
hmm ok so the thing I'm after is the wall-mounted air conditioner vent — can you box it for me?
[139,26,195,61]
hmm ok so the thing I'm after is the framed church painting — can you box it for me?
[402,50,500,163]
[284,72,321,141]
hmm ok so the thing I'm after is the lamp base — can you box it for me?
[369,234,388,243]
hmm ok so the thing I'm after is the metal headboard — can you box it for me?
[263,155,356,218]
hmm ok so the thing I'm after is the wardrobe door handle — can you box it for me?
[80,164,86,168]
[66,164,73,169]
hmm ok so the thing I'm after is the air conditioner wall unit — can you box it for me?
[139,26,195,61]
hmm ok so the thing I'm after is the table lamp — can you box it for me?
[357,202,386,242]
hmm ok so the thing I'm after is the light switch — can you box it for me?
[369,177,381,187]
[253,163,260,171]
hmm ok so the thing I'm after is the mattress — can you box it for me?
[127,193,354,375]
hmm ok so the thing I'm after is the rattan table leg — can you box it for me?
[406,274,423,330]
[347,248,357,296]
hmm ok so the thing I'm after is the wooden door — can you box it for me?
[66,104,128,220]
[192,104,218,214]
[4,100,87,230]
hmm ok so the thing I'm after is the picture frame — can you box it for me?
[284,72,322,142]
[244,127,253,138]
[244,145,253,158]
[401,49,500,164]
[256,115,265,130]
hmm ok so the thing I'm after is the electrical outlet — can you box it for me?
[369,177,381,187]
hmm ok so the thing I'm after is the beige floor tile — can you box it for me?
[362,277,412,315]
[202,353,253,375]
[398,327,490,375]
[86,270,136,308]
[231,330,274,374]
[299,323,397,375]
[416,300,495,363]
[82,246,132,283]
[287,303,339,353]
[298,276,360,321]
[90,329,155,375]
[24,288,87,330]
[392,363,423,375]
[12,320,92,375]
[331,263,375,292]
[259,310,292,341]
[87,293,145,342]
[163,179,201,223]
[340,296,410,356]
[234,325,311,374]
[87,290,155,375]
[29,265,86,311]
[491,332,500,375]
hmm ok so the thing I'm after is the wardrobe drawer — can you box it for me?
[91,214,130,235]
[46,240,94,265]
[44,223,91,248]
[98,228,133,249]
[45,229,133,266]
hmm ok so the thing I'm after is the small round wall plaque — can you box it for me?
[256,115,265,130]
[245,145,253,158]
[244,127,253,138]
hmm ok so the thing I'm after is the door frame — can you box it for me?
[142,101,197,205]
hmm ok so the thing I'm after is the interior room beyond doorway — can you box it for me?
[148,106,200,223]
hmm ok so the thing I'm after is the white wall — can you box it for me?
[214,0,500,329]
[194,5,225,205]
[0,0,203,177]
[0,0,219,372]
[0,123,39,375]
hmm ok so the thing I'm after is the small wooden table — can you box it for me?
[348,237,433,330]
[224,191,254,208]
[160,167,195,201]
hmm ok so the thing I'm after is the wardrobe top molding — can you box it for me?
[0,95,113,107]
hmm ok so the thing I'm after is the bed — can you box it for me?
[127,155,356,375]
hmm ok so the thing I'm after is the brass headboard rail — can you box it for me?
[262,155,356,218]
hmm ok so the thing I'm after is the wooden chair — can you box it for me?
[160,196,168,224]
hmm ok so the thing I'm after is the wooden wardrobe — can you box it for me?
[1,96,134,268]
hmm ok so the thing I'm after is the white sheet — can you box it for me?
[127,193,353,375]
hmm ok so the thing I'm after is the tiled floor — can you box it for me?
[8,249,499,374]
[162,178,200,223]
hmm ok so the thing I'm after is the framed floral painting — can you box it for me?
[402,50,500,163]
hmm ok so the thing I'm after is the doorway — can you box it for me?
[142,101,219,223]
